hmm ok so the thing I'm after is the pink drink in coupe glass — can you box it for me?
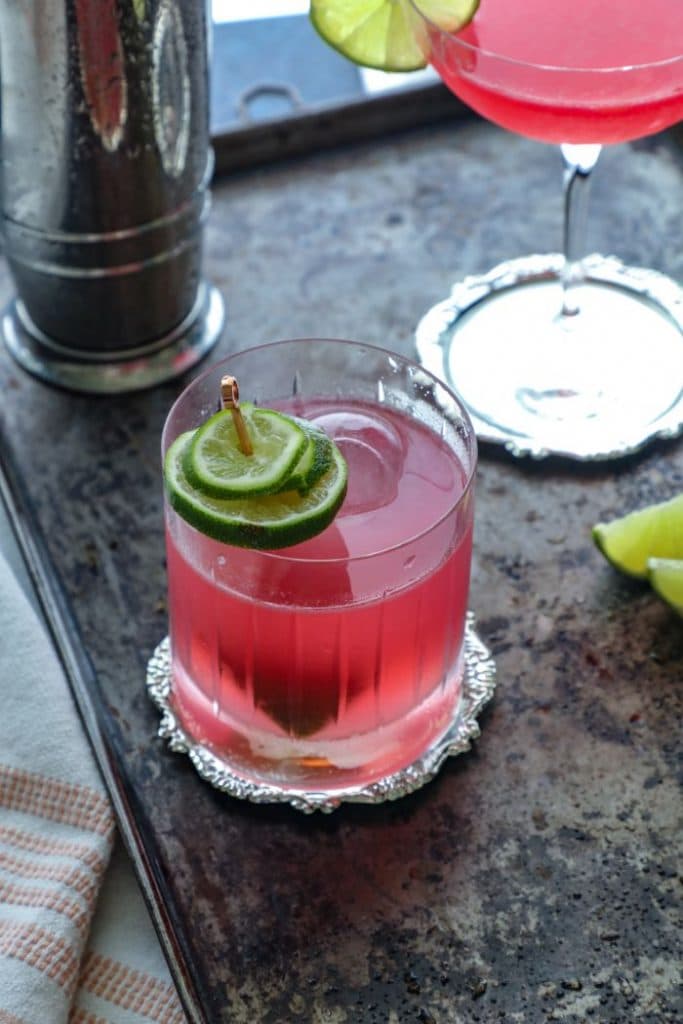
[409,0,683,462]
[162,340,476,793]
[425,0,683,143]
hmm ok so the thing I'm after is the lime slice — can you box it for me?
[165,431,348,550]
[310,0,479,72]
[647,558,683,616]
[592,494,683,579]
[277,420,333,495]
[183,404,307,498]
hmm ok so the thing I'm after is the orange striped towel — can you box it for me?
[0,548,185,1023]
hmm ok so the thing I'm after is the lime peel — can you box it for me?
[276,419,334,495]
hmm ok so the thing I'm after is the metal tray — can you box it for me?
[210,14,470,173]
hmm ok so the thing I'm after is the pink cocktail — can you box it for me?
[427,0,683,144]
[162,339,477,794]
[411,0,683,460]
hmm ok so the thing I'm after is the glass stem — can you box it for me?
[560,142,602,316]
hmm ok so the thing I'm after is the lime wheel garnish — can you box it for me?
[309,0,480,72]
[184,403,308,498]
[164,374,348,549]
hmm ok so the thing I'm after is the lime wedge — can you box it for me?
[183,404,307,498]
[647,558,683,616]
[165,431,348,550]
[277,420,333,495]
[310,0,479,72]
[592,494,683,579]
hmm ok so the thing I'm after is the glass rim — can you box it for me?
[162,336,478,566]
[408,0,683,76]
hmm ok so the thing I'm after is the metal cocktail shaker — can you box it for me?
[0,0,224,393]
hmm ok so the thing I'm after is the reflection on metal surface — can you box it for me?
[153,0,191,178]
[76,0,128,153]
[146,613,496,814]
[0,0,221,392]
[2,282,224,395]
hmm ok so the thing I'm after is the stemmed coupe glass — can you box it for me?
[409,0,683,459]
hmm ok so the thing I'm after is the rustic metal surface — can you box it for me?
[0,119,681,1022]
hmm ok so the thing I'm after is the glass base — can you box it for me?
[146,613,496,814]
[1,281,225,395]
[415,254,683,460]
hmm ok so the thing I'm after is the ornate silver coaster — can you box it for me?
[146,612,496,814]
[416,253,683,461]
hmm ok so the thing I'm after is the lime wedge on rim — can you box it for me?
[647,558,683,616]
[165,431,348,550]
[183,404,307,498]
[310,0,479,72]
[592,494,683,579]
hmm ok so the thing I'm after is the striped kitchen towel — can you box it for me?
[0,547,185,1023]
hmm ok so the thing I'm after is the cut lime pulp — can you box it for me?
[183,403,307,498]
[592,493,683,579]
[165,431,348,550]
[310,0,480,72]
[647,558,683,616]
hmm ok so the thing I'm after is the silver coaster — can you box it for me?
[146,612,496,814]
[415,253,683,461]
